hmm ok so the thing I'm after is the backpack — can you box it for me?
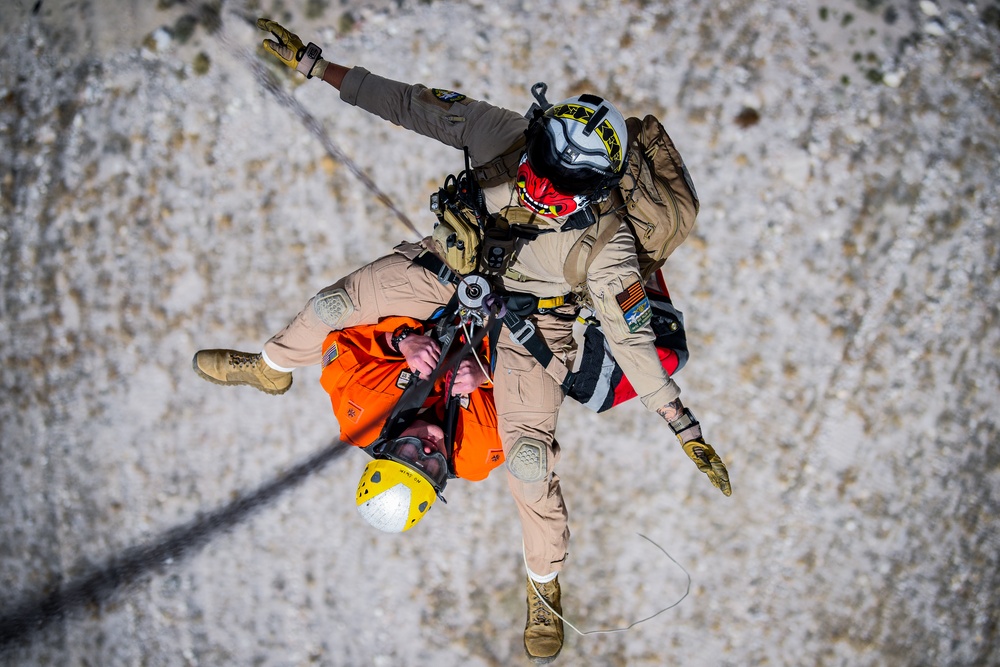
[563,114,700,288]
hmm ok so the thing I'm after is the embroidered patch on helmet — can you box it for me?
[322,342,339,368]
[616,280,652,333]
[432,88,466,103]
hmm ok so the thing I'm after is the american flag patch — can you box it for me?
[322,342,339,368]
[616,280,652,333]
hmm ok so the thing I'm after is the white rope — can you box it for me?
[461,319,494,387]
[524,533,691,637]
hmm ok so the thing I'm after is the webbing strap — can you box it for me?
[537,295,566,309]
[411,247,577,395]
[376,293,461,443]
[502,309,575,393]
[563,213,620,288]
[413,250,460,285]
[473,136,527,189]
[502,310,552,367]
[367,299,497,480]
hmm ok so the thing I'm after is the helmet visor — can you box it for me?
[376,436,449,492]
[526,119,614,195]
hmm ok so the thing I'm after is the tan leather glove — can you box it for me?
[680,437,731,496]
[256,18,326,79]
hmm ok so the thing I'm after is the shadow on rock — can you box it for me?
[0,439,352,650]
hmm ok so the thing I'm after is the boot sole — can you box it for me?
[191,356,292,396]
[524,642,562,665]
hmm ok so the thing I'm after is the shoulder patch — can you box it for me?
[322,342,339,368]
[616,280,652,333]
[432,88,467,103]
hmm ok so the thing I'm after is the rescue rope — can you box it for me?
[523,533,691,637]
[460,318,494,387]
[217,9,423,239]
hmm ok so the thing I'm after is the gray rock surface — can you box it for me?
[1,0,998,665]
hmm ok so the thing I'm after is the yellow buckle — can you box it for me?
[536,295,566,310]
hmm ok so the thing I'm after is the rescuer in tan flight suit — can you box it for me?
[194,19,731,664]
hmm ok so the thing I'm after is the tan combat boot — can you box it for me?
[524,575,564,664]
[192,349,292,395]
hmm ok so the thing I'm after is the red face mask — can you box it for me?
[515,157,586,218]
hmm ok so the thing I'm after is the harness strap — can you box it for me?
[411,244,578,395]
[501,308,575,394]
[413,250,461,285]
[473,135,527,189]
[563,213,620,289]
[537,295,567,309]
[375,292,462,444]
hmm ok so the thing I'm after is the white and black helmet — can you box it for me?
[524,93,629,201]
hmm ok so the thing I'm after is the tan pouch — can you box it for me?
[431,202,483,275]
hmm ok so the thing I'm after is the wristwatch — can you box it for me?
[390,325,416,354]
[296,42,323,78]
[668,408,700,438]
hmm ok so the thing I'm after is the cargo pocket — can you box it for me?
[413,87,469,124]
[375,259,416,301]
[497,348,559,419]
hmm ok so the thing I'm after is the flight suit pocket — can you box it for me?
[375,259,416,300]
[414,87,469,123]
[497,348,559,417]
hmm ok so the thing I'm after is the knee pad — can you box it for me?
[507,437,548,483]
[313,288,355,329]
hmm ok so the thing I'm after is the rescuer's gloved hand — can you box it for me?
[680,437,731,496]
[256,18,327,79]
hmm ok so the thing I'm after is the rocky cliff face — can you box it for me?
[2,1,998,665]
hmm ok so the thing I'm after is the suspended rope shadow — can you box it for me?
[0,439,353,651]
[1,1,430,654]
[218,6,424,239]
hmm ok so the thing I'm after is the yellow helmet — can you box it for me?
[355,438,447,532]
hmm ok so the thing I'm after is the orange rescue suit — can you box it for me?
[319,316,504,482]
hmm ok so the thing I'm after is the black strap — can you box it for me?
[376,297,461,444]
[560,206,598,231]
[500,309,576,395]
[411,246,575,395]
[412,250,460,285]
[442,393,460,477]
[367,291,499,473]
[502,310,553,368]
